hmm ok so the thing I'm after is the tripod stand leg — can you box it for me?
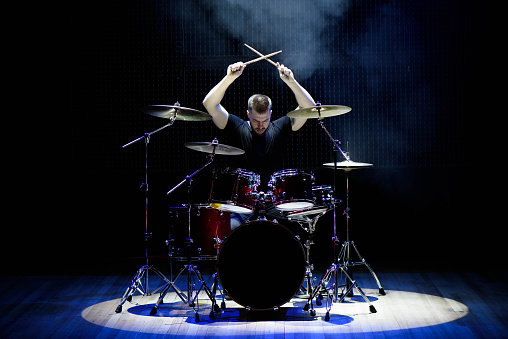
[149,262,191,315]
[115,266,146,313]
[210,272,225,311]
[338,265,377,313]
[149,265,173,294]
[351,241,385,295]
[150,283,171,315]
[307,264,337,320]
[115,264,173,313]
[189,266,221,318]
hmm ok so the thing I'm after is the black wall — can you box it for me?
[14,0,493,274]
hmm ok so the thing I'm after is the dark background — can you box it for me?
[12,0,495,275]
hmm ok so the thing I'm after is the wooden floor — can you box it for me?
[1,268,507,338]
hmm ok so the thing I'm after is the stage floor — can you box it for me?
[1,269,507,338]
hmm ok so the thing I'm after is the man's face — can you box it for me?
[247,109,271,135]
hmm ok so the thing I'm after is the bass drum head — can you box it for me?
[217,220,306,311]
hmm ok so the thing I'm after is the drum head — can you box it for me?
[276,201,314,211]
[217,220,306,310]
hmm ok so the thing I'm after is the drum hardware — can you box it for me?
[301,169,378,319]
[313,102,348,300]
[164,232,227,316]
[150,244,221,321]
[308,263,377,321]
[297,238,320,306]
[307,105,345,308]
[324,160,385,298]
[152,139,243,320]
[250,191,274,219]
[286,103,382,318]
[115,110,180,314]
[289,199,336,306]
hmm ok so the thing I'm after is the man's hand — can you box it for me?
[277,63,295,84]
[227,62,247,80]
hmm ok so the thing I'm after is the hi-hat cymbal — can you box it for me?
[287,105,351,119]
[142,105,212,121]
[323,160,373,171]
[185,141,245,155]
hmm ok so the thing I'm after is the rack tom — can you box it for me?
[210,168,260,213]
[269,169,315,211]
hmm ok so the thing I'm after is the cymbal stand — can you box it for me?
[115,116,176,314]
[150,140,221,321]
[336,167,385,296]
[309,104,381,319]
[314,103,348,302]
[309,165,385,317]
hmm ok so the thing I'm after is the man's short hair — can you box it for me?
[248,94,272,114]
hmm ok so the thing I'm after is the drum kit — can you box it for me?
[114,100,385,320]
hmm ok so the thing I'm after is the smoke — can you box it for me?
[200,0,352,80]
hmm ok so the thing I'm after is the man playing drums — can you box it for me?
[202,61,316,187]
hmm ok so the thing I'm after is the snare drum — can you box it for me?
[287,185,334,219]
[210,168,260,213]
[269,169,315,211]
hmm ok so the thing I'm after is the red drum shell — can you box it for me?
[269,169,315,211]
[210,168,260,213]
[170,205,231,259]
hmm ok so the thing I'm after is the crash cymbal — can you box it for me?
[287,105,351,119]
[185,141,245,155]
[323,160,373,171]
[142,105,212,121]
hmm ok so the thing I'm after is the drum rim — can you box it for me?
[268,169,315,187]
[273,199,315,211]
[168,255,218,261]
[220,167,261,183]
[270,168,314,177]
[216,220,307,310]
[312,185,332,190]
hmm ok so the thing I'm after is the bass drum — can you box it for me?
[217,220,306,311]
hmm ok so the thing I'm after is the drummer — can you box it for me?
[202,62,316,188]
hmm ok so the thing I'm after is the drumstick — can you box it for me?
[244,44,279,67]
[243,50,282,65]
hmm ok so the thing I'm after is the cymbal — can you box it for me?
[142,105,212,121]
[287,105,351,119]
[323,160,373,171]
[185,141,245,155]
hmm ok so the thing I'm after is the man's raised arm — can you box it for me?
[203,62,246,129]
[277,63,316,131]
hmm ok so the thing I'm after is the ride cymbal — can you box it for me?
[323,160,373,171]
[142,105,212,121]
[185,141,245,155]
[287,105,351,119]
